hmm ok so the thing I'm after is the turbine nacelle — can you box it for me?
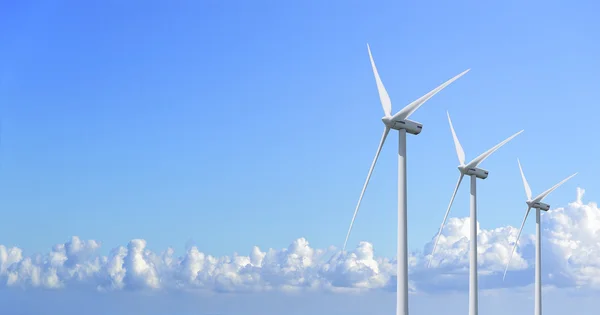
[527,201,550,211]
[382,116,423,135]
[459,165,489,180]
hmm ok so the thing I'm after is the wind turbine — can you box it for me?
[428,112,523,315]
[342,44,469,315]
[502,159,577,315]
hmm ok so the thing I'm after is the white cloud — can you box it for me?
[1,188,600,295]
[413,188,600,292]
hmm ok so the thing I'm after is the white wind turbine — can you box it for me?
[428,112,523,315]
[342,44,469,315]
[502,159,577,315]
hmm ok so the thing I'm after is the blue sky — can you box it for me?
[0,0,598,256]
[0,1,600,314]
[2,0,597,257]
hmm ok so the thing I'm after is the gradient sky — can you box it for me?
[1,0,598,261]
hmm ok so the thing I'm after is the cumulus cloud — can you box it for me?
[414,188,600,292]
[1,188,600,294]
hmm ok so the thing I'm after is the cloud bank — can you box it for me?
[1,188,599,294]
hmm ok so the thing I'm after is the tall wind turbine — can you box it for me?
[502,159,577,315]
[428,112,523,315]
[342,44,469,315]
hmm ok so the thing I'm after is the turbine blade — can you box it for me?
[503,207,531,281]
[447,111,465,165]
[466,130,524,169]
[367,44,392,117]
[517,158,532,201]
[343,127,391,251]
[533,172,578,203]
[392,69,470,121]
[428,173,464,268]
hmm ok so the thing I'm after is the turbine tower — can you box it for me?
[503,159,577,315]
[343,44,469,315]
[428,112,523,315]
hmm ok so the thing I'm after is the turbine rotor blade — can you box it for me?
[392,69,470,121]
[428,173,465,268]
[343,127,391,251]
[466,130,524,169]
[367,44,392,117]
[447,111,465,165]
[533,172,578,203]
[517,158,532,201]
[503,207,531,281]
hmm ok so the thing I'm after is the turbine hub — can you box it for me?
[381,116,393,127]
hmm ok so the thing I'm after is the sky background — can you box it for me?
[0,1,599,314]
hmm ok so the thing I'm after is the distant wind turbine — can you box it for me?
[342,44,469,315]
[428,112,523,315]
[503,159,577,315]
